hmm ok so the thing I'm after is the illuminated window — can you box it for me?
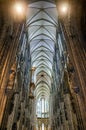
[36,98,49,118]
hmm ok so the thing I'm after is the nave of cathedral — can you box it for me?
[0,0,86,130]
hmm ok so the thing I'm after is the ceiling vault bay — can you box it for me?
[26,1,58,99]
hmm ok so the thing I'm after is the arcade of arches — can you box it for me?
[0,0,86,130]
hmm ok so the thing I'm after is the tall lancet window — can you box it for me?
[36,97,49,118]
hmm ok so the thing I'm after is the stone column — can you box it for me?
[64,94,75,130]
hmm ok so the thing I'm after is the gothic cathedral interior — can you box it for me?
[0,0,86,130]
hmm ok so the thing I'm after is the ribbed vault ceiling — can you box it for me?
[26,1,58,99]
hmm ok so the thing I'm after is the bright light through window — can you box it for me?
[36,98,49,118]
[42,98,44,113]
[42,123,44,130]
